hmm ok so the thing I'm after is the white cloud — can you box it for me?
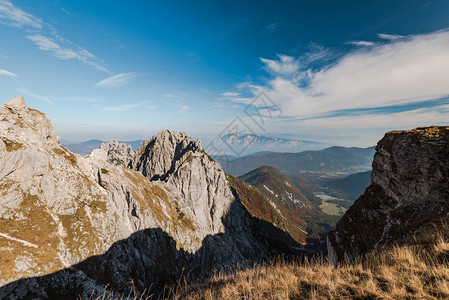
[378,33,404,40]
[260,54,300,76]
[346,40,375,46]
[221,92,240,97]
[60,8,71,16]
[0,68,17,78]
[27,35,110,73]
[220,30,449,146]
[0,0,42,29]
[0,1,110,73]
[95,73,136,88]
[301,106,449,130]
[230,30,449,121]
[264,22,278,33]
[178,105,189,114]
[28,35,79,59]
[16,88,54,105]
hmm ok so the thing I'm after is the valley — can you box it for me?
[315,193,347,216]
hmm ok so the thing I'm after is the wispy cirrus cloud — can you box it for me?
[264,22,279,34]
[0,68,17,79]
[378,33,404,40]
[95,72,137,88]
[26,34,110,73]
[345,40,375,47]
[16,88,54,104]
[260,55,300,76]
[178,105,189,114]
[0,0,42,29]
[300,104,449,130]
[0,0,111,73]
[221,92,240,97]
[60,8,71,16]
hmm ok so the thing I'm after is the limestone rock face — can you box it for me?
[132,130,233,236]
[91,139,136,166]
[0,96,294,299]
[327,126,449,265]
[0,96,203,294]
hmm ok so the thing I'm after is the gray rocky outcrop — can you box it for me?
[91,139,135,166]
[132,130,233,237]
[0,96,295,298]
[327,126,449,265]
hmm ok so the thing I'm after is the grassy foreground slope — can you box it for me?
[226,174,289,233]
[175,235,449,299]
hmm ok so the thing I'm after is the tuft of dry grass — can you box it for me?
[85,230,449,300]
[172,241,449,300]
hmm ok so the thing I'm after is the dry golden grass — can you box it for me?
[89,236,449,300]
[171,241,449,300]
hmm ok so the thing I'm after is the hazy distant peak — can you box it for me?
[213,133,329,156]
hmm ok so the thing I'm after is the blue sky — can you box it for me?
[0,0,449,146]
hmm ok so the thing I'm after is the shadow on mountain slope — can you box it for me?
[0,200,303,299]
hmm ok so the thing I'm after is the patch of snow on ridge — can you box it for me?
[263,184,276,196]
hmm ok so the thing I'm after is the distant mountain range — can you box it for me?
[209,133,329,156]
[62,139,144,155]
[221,146,376,178]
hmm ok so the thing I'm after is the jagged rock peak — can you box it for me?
[0,95,60,149]
[88,139,136,166]
[328,126,449,266]
[4,94,27,111]
[132,129,203,181]
[131,129,232,234]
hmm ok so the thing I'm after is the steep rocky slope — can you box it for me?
[239,166,340,242]
[239,166,315,243]
[0,96,299,299]
[131,130,231,237]
[226,174,288,231]
[328,126,449,265]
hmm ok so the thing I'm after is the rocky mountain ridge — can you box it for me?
[0,96,299,298]
[328,126,449,265]
[239,166,315,243]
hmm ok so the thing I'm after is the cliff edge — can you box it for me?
[328,126,449,265]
